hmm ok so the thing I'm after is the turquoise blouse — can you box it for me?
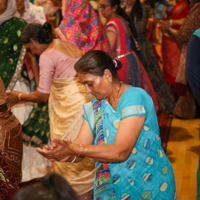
[83,86,176,200]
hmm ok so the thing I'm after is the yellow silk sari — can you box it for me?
[49,77,95,195]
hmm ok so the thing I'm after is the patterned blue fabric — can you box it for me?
[154,0,177,18]
[83,87,176,200]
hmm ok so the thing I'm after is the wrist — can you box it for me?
[77,143,82,157]
[18,93,23,101]
[167,27,172,35]
[66,155,76,162]
[70,143,82,156]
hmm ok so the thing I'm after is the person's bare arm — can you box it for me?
[37,115,145,163]
[157,20,178,40]
[37,119,94,162]
[170,18,186,26]
[5,90,49,107]
[26,51,40,88]
[106,30,117,58]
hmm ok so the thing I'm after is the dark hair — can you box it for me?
[21,22,53,44]
[129,0,143,22]
[74,50,122,79]
[143,0,158,8]
[12,173,78,200]
[108,0,138,39]
[192,0,200,5]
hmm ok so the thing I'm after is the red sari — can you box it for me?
[162,0,189,85]
[106,18,158,113]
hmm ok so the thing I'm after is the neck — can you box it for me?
[107,12,118,22]
[18,8,25,17]
[107,81,122,109]
[126,3,135,12]
[40,42,51,53]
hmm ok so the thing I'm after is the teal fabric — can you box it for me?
[83,87,176,200]
[193,28,200,38]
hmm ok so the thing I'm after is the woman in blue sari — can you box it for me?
[37,50,176,200]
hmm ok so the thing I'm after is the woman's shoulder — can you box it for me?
[107,17,124,26]
[119,86,151,109]
[123,86,149,98]
[51,40,82,58]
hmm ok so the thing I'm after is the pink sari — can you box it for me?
[106,18,158,113]
[55,0,111,55]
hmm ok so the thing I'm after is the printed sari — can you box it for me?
[83,87,176,199]
[0,151,19,200]
[106,18,158,113]
[55,0,111,55]
[0,17,29,91]
[162,0,189,85]
[0,77,22,185]
[173,2,200,119]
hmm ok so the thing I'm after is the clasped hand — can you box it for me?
[157,20,170,33]
[36,137,74,162]
[5,90,21,107]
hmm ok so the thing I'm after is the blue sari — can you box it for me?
[83,87,176,200]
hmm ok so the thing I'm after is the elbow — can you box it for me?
[39,93,49,102]
[115,150,130,162]
[41,96,49,102]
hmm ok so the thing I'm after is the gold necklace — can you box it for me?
[113,82,122,110]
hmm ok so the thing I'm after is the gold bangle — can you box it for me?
[18,93,22,101]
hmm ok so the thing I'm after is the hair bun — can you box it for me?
[41,177,54,188]
[113,59,122,70]
[42,22,52,33]
[40,22,53,43]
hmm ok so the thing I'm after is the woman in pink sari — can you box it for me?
[55,0,111,55]
[98,0,159,112]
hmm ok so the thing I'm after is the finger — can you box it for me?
[5,92,11,95]
[44,145,51,150]
[50,144,58,150]
[52,138,65,145]
[52,143,58,148]
[36,147,48,153]
[52,138,60,144]
[67,136,71,143]
[36,148,42,153]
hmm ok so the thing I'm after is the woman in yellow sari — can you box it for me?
[6,22,95,199]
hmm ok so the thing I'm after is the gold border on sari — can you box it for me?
[6,46,29,92]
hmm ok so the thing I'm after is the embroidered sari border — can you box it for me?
[6,46,28,92]
[121,105,147,120]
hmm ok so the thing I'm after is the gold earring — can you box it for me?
[109,79,112,83]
